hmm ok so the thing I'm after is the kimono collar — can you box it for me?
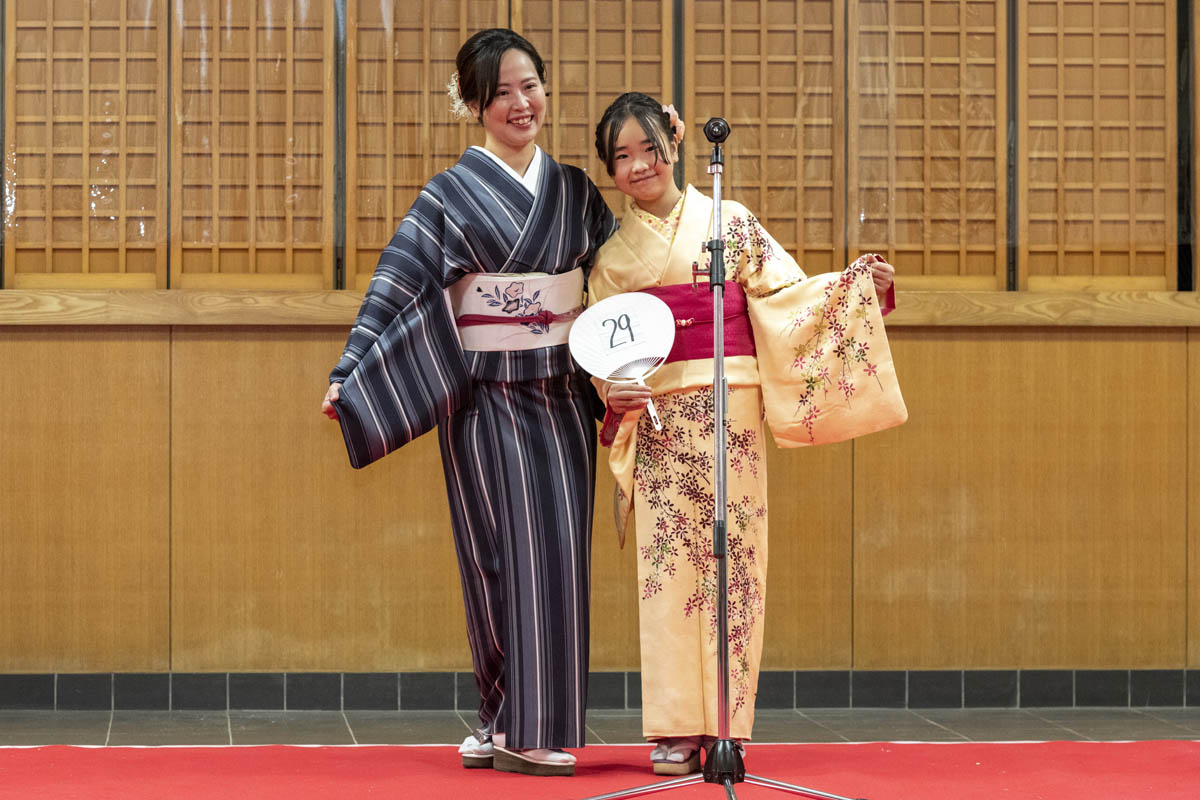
[450,146,567,273]
[617,183,712,287]
[469,145,543,198]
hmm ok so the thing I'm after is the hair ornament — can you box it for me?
[447,71,471,119]
[664,104,685,145]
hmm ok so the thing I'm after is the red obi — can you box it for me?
[597,282,756,447]
[639,281,757,363]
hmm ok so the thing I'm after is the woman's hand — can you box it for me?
[860,253,895,297]
[607,383,651,415]
[663,104,685,146]
[322,382,342,420]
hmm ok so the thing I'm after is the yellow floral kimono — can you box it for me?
[588,185,906,741]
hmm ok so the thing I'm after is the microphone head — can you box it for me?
[703,117,730,143]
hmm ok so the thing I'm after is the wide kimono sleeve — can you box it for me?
[733,211,908,448]
[585,178,620,264]
[328,180,472,469]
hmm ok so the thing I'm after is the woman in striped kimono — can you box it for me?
[321,29,615,777]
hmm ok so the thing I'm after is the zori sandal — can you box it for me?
[492,733,576,777]
[458,730,493,769]
[650,736,702,775]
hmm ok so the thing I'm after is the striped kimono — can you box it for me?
[330,146,616,749]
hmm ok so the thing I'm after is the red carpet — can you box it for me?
[0,741,1197,800]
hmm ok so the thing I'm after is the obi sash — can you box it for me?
[640,281,756,362]
[446,268,585,351]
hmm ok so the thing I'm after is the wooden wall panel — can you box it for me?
[760,443,855,669]
[589,456,640,669]
[1190,331,1200,668]
[517,0,672,214]
[1019,0,1176,290]
[170,328,470,670]
[172,1,335,288]
[0,328,170,671]
[167,327,643,672]
[855,328,1188,668]
[849,0,1006,289]
[0,325,1194,673]
[5,0,168,288]
[346,0,505,289]
[683,0,843,274]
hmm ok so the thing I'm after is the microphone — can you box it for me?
[703,117,730,144]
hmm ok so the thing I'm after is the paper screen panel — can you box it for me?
[516,0,671,215]
[683,0,842,273]
[5,0,168,287]
[848,0,1006,289]
[1020,0,1176,290]
[172,0,335,288]
[346,0,506,288]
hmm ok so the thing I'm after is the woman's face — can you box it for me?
[472,48,546,155]
[610,116,677,207]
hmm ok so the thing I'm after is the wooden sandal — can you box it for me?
[493,744,576,777]
[458,732,493,769]
[650,737,702,775]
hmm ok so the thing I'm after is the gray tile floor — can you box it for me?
[1,708,1198,747]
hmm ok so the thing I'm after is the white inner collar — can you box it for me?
[472,145,542,196]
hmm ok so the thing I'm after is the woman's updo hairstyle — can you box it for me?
[455,28,547,117]
[594,92,675,176]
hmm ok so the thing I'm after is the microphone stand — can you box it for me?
[580,121,868,800]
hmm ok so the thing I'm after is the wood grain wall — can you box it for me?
[1190,332,1200,667]
[1,322,1196,672]
[0,328,170,671]
[2,0,1197,674]
[856,328,1187,669]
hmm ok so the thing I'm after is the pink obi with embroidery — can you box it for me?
[639,281,756,363]
[447,268,584,351]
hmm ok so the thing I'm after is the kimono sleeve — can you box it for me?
[584,178,619,270]
[737,215,908,448]
[328,183,472,468]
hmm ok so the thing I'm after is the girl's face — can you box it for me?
[610,116,677,209]
[472,48,546,156]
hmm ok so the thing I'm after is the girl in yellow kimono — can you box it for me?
[588,92,906,775]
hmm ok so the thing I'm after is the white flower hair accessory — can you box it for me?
[447,71,472,120]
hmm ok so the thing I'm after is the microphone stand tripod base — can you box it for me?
[578,740,870,800]
[702,738,745,786]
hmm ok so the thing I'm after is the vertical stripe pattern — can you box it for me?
[331,267,471,468]
[330,147,615,746]
[329,148,615,468]
[439,372,597,750]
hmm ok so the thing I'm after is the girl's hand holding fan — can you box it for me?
[568,292,677,430]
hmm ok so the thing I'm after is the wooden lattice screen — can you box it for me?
[1,1,1188,292]
[516,0,673,215]
[345,0,506,290]
[5,0,169,288]
[1019,0,1176,290]
[172,0,335,288]
[848,0,1007,288]
[682,0,844,275]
